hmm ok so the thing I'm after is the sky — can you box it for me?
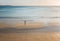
[0,0,60,6]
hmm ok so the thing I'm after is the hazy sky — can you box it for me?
[0,0,60,6]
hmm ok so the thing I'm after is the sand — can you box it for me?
[0,22,45,28]
[0,32,60,41]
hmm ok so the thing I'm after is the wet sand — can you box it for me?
[0,21,60,41]
[0,22,45,28]
[0,21,60,28]
[0,26,60,33]
[0,26,60,41]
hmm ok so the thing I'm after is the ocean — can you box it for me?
[0,6,60,24]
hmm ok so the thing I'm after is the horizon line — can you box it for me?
[0,5,60,6]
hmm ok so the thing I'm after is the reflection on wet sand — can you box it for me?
[0,22,9,28]
[48,21,60,27]
[0,22,45,28]
[0,21,60,28]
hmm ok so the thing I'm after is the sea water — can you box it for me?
[0,6,60,24]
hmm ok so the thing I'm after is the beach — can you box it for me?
[0,30,60,41]
[0,6,60,41]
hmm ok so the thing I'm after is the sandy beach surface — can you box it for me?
[0,32,60,41]
[0,26,60,41]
